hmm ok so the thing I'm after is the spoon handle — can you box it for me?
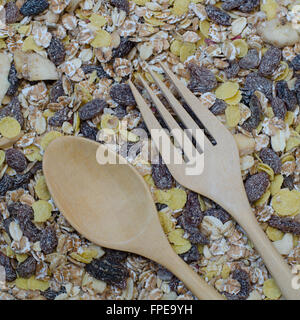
[157,248,224,300]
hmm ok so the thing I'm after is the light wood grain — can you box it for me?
[128,62,300,300]
[43,136,224,300]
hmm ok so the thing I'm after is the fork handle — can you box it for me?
[156,247,225,300]
[235,204,300,300]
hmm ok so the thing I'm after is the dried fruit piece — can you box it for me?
[216,82,239,100]
[275,81,297,112]
[80,121,98,141]
[263,278,281,299]
[268,215,300,235]
[33,200,52,223]
[259,148,281,175]
[47,36,66,66]
[180,245,200,263]
[6,149,27,173]
[282,175,294,191]
[271,97,287,120]
[244,72,273,99]
[5,1,22,24]
[225,60,240,79]
[238,0,259,13]
[187,64,217,94]
[40,226,58,254]
[241,94,263,132]
[272,189,300,216]
[16,256,36,278]
[0,97,24,128]
[0,117,21,139]
[259,47,281,77]
[0,252,17,282]
[49,80,65,103]
[48,108,69,127]
[111,0,129,14]
[205,5,231,26]
[20,0,49,16]
[42,287,66,300]
[222,0,244,11]
[152,161,173,190]
[0,53,11,104]
[239,49,260,70]
[110,84,136,106]
[0,174,13,196]
[112,37,135,59]
[85,257,129,288]
[82,64,109,79]
[78,99,107,121]
[291,55,300,71]
[19,219,40,242]
[7,63,20,96]
[204,208,231,224]
[244,172,269,203]
[209,99,227,115]
[224,269,251,300]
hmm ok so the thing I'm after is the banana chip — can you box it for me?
[225,105,240,128]
[33,200,53,223]
[40,131,63,150]
[0,117,21,139]
[215,82,239,100]
[35,176,51,201]
[272,189,300,216]
[263,279,281,299]
[266,226,284,241]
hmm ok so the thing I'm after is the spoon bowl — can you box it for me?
[43,136,224,300]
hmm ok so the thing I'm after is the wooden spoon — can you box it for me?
[43,136,224,300]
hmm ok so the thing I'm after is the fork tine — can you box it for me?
[159,62,229,141]
[139,76,201,162]
[147,68,212,150]
[128,80,183,166]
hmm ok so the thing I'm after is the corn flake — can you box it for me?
[33,200,53,223]
[200,20,210,38]
[233,39,248,58]
[286,131,300,151]
[225,90,242,105]
[35,176,51,201]
[215,82,239,100]
[40,131,62,150]
[255,190,271,206]
[180,43,196,62]
[70,248,98,263]
[170,40,183,57]
[0,117,21,139]
[225,105,240,128]
[24,145,42,162]
[158,210,175,234]
[266,226,284,241]
[261,0,279,21]
[257,162,274,181]
[0,150,5,166]
[91,30,112,48]
[272,189,300,216]
[270,175,284,196]
[89,14,107,29]
[22,36,42,52]
[154,188,187,211]
[263,279,281,299]
[172,0,191,16]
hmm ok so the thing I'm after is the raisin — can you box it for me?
[49,80,65,103]
[241,94,263,132]
[268,215,300,235]
[275,80,297,111]
[0,96,24,128]
[19,219,40,242]
[180,245,200,263]
[16,256,36,278]
[259,47,281,77]
[244,72,273,100]
[9,202,34,221]
[104,249,128,263]
[152,161,173,190]
[110,0,129,14]
[40,226,58,255]
[259,148,282,174]
[295,77,300,105]
[47,36,65,66]
[205,5,231,26]
[282,175,294,191]
[12,172,32,190]
[239,49,260,70]
[20,0,49,16]
[0,175,13,196]
[0,252,17,282]
[157,266,174,281]
[42,286,66,300]
[81,64,109,79]
[7,63,20,96]
[225,60,240,79]
[113,106,127,119]
[29,161,43,175]
[204,208,231,223]
[222,0,244,11]
[78,99,106,121]
[169,278,180,292]
[225,269,251,300]
[80,121,99,141]
[6,149,27,173]
[110,84,136,106]
[5,1,22,24]
[238,0,259,12]
[3,217,15,237]
[244,172,269,203]
[48,108,69,127]
[85,258,129,288]
[187,63,217,94]
[209,99,227,115]
[271,97,287,120]
[112,37,135,59]
[291,54,300,71]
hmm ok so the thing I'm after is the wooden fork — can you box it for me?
[128,63,300,300]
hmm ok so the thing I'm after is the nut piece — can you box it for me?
[0,53,11,104]
[257,19,300,48]
[234,134,255,156]
[14,51,59,81]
